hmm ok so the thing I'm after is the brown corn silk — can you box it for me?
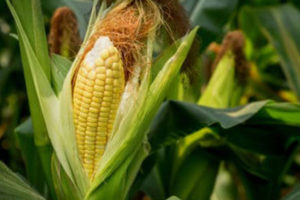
[213,30,249,83]
[155,0,201,87]
[84,0,161,79]
[48,7,81,59]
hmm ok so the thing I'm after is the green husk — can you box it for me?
[198,51,245,108]
[8,0,55,198]
[0,162,46,200]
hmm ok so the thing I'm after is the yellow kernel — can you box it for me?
[95,79,105,86]
[103,96,112,101]
[84,139,95,145]
[80,67,88,76]
[77,126,85,132]
[78,116,87,122]
[83,91,92,98]
[104,91,112,97]
[84,154,94,160]
[107,124,113,129]
[113,88,120,93]
[81,102,89,109]
[98,121,107,127]
[87,117,97,123]
[98,117,108,123]
[73,98,81,105]
[96,73,106,80]
[97,127,107,132]
[88,70,96,79]
[87,122,98,127]
[105,57,114,67]
[106,78,113,85]
[84,158,94,164]
[94,85,105,92]
[79,112,88,118]
[112,63,119,70]
[112,70,120,78]
[96,58,104,66]
[106,69,113,77]
[85,79,94,86]
[86,130,96,136]
[91,96,101,103]
[96,141,106,146]
[101,107,110,112]
[87,126,97,131]
[96,67,106,74]
[94,91,103,98]
[101,50,110,60]
[82,96,92,104]
[91,101,100,108]
[89,107,98,113]
[108,46,115,55]
[77,82,86,90]
[105,85,113,91]
[87,112,98,119]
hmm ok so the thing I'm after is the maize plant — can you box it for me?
[3,0,198,199]
[2,0,300,200]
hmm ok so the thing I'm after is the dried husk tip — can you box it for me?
[48,6,81,59]
[213,30,249,84]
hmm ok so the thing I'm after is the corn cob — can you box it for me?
[72,37,125,178]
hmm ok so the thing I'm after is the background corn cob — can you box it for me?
[48,6,81,59]
[72,37,125,178]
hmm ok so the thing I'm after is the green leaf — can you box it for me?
[211,164,237,200]
[51,155,81,200]
[149,100,300,155]
[170,148,219,200]
[11,0,50,73]
[180,0,198,13]
[242,4,300,100]
[15,118,46,194]
[0,161,46,200]
[149,100,300,200]
[142,147,219,200]
[9,0,50,146]
[291,0,300,9]
[234,162,273,200]
[7,0,55,198]
[51,54,72,95]
[141,148,171,200]
[229,143,296,200]
[151,41,178,82]
[232,146,296,200]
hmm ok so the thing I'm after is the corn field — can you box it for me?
[1,0,300,200]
